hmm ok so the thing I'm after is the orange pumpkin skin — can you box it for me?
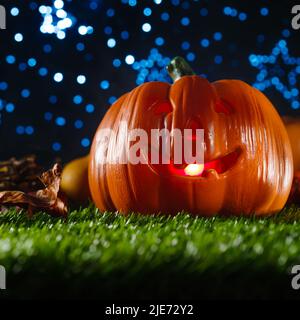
[89,75,293,216]
[284,119,300,172]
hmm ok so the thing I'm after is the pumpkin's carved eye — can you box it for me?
[215,99,234,115]
[154,102,173,115]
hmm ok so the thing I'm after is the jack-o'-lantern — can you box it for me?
[89,57,293,216]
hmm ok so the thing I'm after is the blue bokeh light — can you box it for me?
[213,32,222,41]
[21,89,31,98]
[106,8,115,17]
[78,25,93,36]
[54,72,64,82]
[74,120,84,129]
[200,8,208,16]
[49,95,58,104]
[56,116,66,126]
[181,41,190,50]
[161,12,170,21]
[86,104,95,113]
[78,26,88,35]
[155,37,165,46]
[282,29,290,38]
[181,17,190,26]
[0,82,8,91]
[77,75,86,84]
[6,103,15,113]
[142,23,152,32]
[108,96,117,104]
[44,112,53,121]
[107,38,116,48]
[16,126,25,135]
[14,33,23,42]
[54,0,64,10]
[73,95,83,104]
[214,55,223,64]
[100,80,110,90]
[125,55,135,65]
[113,59,122,68]
[121,31,129,40]
[128,0,137,7]
[144,8,152,16]
[81,138,90,147]
[238,13,247,21]
[18,63,27,72]
[57,30,66,40]
[39,67,48,76]
[43,44,52,53]
[28,58,37,67]
[90,1,98,10]
[11,7,20,16]
[200,38,210,47]
[25,126,34,135]
[224,7,232,15]
[52,142,62,151]
[104,26,113,35]
[6,55,16,64]
[260,8,269,16]
[292,101,300,109]
[76,42,85,51]
[186,52,195,62]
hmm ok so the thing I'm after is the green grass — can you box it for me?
[1,206,300,299]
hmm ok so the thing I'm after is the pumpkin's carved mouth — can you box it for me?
[149,147,242,178]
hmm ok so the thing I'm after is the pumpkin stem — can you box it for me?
[167,56,196,82]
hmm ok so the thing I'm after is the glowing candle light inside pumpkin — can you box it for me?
[184,163,204,176]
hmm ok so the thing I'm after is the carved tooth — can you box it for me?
[204,169,219,179]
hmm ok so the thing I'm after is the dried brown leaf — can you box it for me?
[0,164,68,217]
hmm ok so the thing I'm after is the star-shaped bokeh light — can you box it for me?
[249,39,300,110]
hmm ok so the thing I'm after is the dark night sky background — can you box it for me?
[0,0,299,165]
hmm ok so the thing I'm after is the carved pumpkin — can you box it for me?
[89,57,293,216]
